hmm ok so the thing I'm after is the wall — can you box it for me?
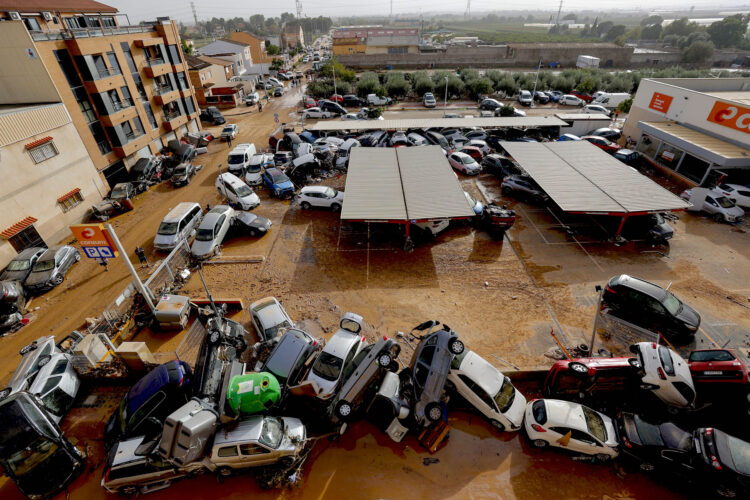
[0,21,60,104]
[0,106,106,267]
[227,32,272,64]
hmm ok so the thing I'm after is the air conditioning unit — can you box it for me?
[8,11,21,21]
[42,12,53,21]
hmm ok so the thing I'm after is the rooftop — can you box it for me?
[184,54,211,70]
[0,0,117,12]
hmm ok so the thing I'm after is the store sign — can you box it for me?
[69,224,118,259]
[661,150,675,161]
[707,101,750,134]
[648,92,673,113]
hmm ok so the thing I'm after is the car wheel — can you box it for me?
[639,462,655,472]
[490,420,505,432]
[627,357,644,373]
[278,456,295,469]
[716,485,738,498]
[425,402,443,422]
[388,359,400,373]
[119,485,138,495]
[249,229,257,237]
[217,467,233,478]
[0,388,10,400]
[300,201,311,210]
[501,186,512,195]
[532,439,548,448]
[74,253,80,262]
[54,274,64,285]
[595,453,612,463]
[378,352,392,367]
[209,330,221,344]
[713,213,724,223]
[449,339,465,355]
[568,361,588,376]
[20,341,38,355]
[330,203,341,213]
[335,400,353,421]
[37,354,51,367]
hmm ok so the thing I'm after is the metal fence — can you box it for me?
[143,240,193,298]
[594,310,660,356]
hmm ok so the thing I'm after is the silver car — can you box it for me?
[190,205,235,259]
[0,335,58,398]
[249,296,294,342]
[24,245,80,293]
[27,353,80,423]
[207,415,306,477]
[0,247,46,282]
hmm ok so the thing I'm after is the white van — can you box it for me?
[227,143,257,177]
[154,202,204,251]
[216,173,260,210]
[336,139,360,168]
[245,153,273,186]
[267,77,283,88]
[592,92,631,109]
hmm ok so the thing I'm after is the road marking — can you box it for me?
[698,326,720,348]
[545,207,604,272]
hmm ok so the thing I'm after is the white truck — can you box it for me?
[367,94,392,106]
[592,92,632,110]
[576,55,600,69]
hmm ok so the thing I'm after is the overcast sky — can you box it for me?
[106,0,750,24]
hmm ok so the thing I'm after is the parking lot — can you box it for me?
[2,80,750,500]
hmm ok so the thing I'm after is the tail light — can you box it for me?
[531,424,546,433]
[706,428,713,436]
[383,335,388,341]
[105,468,111,483]
[605,286,616,294]
[657,367,667,380]
[312,340,318,346]
[711,456,722,470]
[622,436,632,448]
[652,343,657,349]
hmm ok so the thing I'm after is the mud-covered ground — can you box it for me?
[1,73,749,499]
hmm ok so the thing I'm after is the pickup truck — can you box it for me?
[367,94,392,106]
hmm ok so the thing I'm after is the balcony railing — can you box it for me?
[96,140,112,155]
[163,111,181,122]
[110,100,133,112]
[145,57,166,67]
[95,67,121,79]
[30,24,157,42]
[153,84,175,96]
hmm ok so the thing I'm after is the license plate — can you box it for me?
[703,371,723,375]
[694,437,701,454]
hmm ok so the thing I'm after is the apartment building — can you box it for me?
[198,39,252,76]
[186,54,242,108]
[0,1,201,189]
[281,24,304,49]
[228,31,272,64]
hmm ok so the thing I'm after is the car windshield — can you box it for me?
[41,386,73,417]
[222,126,233,134]
[324,187,336,197]
[157,222,178,235]
[258,417,284,449]
[312,352,343,382]
[228,154,244,165]
[461,156,475,164]
[6,259,30,271]
[716,196,735,209]
[5,435,59,477]
[634,415,664,446]
[235,184,253,197]
[110,185,128,199]
[689,350,734,362]
[658,346,676,376]
[273,172,290,184]
[174,166,187,176]
[195,228,214,241]
[582,406,607,442]
[661,292,682,316]
[653,213,665,224]
[247,164,261,173]
[493,376,516,413]
[725,434,750,475]
[32,259,54,272]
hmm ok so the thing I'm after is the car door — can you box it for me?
[215,215,227,244]
[549,426,573,448]
[239,443,275,467]
[569,429,601,454]
[457,374,497,420]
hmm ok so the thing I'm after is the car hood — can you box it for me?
[280,417,306,451]
[307,372,338,399]
[675,303,701,328]
[503,386,527,428]
[24,271,52,287]
[650,222,674,238]
[274,180,295,191]
[0,269,27,281]
[153,233,178,247]
[171,173,189,181]
[191,239,217,258]
[725,205,745,217]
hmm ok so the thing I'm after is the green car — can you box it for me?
[226,372,281,415]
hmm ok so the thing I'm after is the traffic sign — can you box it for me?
[69,224,118,258]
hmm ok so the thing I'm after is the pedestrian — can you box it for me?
[614,110,620,122]
[97,257,109,272]
[135,246,150,268]
[625,136,632,148]
[274,113,279,123]
[205,202,211,212]
[258,101,263,112]
[227,135,232,148]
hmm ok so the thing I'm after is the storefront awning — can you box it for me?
[1,216,38,239]
[639,121,750,168]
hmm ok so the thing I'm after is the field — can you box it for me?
[440,22,594,44]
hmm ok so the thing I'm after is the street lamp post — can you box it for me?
[443,76,448,117]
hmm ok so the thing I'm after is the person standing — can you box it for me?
[135,246,150,268]
[97,257,109,272]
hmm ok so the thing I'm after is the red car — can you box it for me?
[688,349,749,385]
[303,97,317,109]
[582,135,621,153]
[458,145,483,162]
[329,94,344,104]
[570,90,594,103]
[544,356,641,399]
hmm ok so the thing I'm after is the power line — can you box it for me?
[464,0,470,18]
[555,0,563,26]
[296,0,303,19]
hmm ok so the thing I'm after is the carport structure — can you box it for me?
[500,141,691,237]
[307,116,567,132]
[341,146,476,249]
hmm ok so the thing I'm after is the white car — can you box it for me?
[524,399,619,461]
[216,172,260,210]
[583,104,611,116]
[267,77,283,87]
[307,313,367,399]
[249,296,294,342]
[221,124,238,140]
[680,188,745,223]
[190,205,235,259]
[244,92,260,105]
[407,133,429,146]
[27,353,80,423]
[447,350,526,431]
[304,107,332,119]
[560,94,584,106]
[245,153,273,186]
[466,139,491,156]
[715,183,750,210]
[629,342,696,408]
[441,129,469,146]
[341,113,361,121]
[448,152,481,175]
[517,90,533,106]
[297,186,344,212]
[424,92,436,108]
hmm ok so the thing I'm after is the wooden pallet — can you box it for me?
[418,420,450,453]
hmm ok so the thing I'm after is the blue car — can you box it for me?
[263,167,295,199]
[104,360,192,449]
[299,130,317,144]
[558,133,581,141]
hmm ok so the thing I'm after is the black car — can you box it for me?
[479,98,503,110]
[534,91,550,104]
[258,328,321,389]
[130,156,160,183]
[481,154,520,179]
[319,100,347,116]
[615,412,695,473]
[613,149,642,166]
[0,247,46,283]
[694,427,750,498]
[602,275,701,340]
[342,95,364,107]
[200,106,225,125]
[273,87,283,97]
[594,213,674,242]
[404,321,464,426]
[230,211,272,237]
[0,392,85,499]
[589,127,622,141]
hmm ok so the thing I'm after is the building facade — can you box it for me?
[281,24,304,49]
[198,39,252,76]
[0,1,201,189]
[333,27,419,56]
[624,78,750,187]
[227,31,272,64]
[0,103,107,267]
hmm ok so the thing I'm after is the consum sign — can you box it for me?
[648,92,673,113]
[707,101,750,134]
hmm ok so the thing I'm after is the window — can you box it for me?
[120,86,133,108]
[183,97,195,115]
[107,52,122,75]
[387,47,408,54]
[636,134,659,159]
[58,191,84,212]
[73,88,96,123]
[93,54,108,77]
[217,446,238,457]
[120,42,138,73]
[656,142,684,170]
[143,105,158,130]
[23,17,41,31]
[133,117,145,136]
[676,154,710,184]
[128,391,166,430]
[571,429,598,445]
[414,363,429,387]
[418,345,436,365]
[29,142,58,164]
[458,374,496,409]
[89,122,112,154]
[132,74,147,100]
[167,44,182,65]
[658,346,675,376]
[176,72,189,90]
[122,121,135,141]
[101,16,116,27]
[9,226,45,253]
[239,443,269,455]
[54,50,83,88]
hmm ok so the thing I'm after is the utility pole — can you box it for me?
[464,0,471,18]
[555,0,563,26]
[390,0,393,21]
[190,1,199,27]
[296,0,303,20]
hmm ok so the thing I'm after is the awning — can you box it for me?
[1,216,38,239]
[500,141,691,215]
[24,136,52,149]
[57,188,81,203]
[639,121,750,167]
[308,116,567,132]
[341,146,475,221]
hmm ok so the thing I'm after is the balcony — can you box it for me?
[143,58,171,78]
[113,131,151,158]
[162,112,188,131]
[99,103,137,127]
[31,24,157,42]
[152,86,180,105]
